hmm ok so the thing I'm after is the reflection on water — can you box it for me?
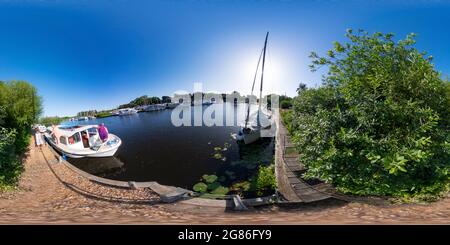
[72,156,125,177]
[67,103,274,189]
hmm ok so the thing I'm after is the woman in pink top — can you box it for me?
[98,123,109,142]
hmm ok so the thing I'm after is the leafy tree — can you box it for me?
[289,30,450,199]
[0,81,41,188]
[161,96,171,103]
[39,116,70,126]
[149,96,161,104]
[0,81,42,153]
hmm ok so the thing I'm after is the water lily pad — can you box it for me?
[207,182,221,191]
[231,181,251,192]
[193,182,207,193]
[213,153,223,159]
[210,186,229,195]
[214,146,222,151]
[202,174,218,183]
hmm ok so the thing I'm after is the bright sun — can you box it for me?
[234,46,287,96]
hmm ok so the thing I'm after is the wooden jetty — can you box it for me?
[274,111,335,203]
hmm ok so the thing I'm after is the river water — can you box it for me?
[67,103,274,191]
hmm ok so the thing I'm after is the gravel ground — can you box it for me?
[0,142,449,224]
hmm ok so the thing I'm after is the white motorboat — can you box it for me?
[143,104,166,112]
[45,125,122,158]
[33,124,47,133]
[234,32,272,145]
[117,108,138,115]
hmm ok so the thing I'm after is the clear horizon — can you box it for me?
[1,0,450,117]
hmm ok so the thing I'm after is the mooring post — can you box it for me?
[128,181,138,189]
[233,195,248,211]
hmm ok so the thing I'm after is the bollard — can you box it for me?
[128,181,138,190]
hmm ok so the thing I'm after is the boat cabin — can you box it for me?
[53,125,102,150]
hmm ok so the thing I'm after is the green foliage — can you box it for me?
[0,128,22,188]
[279,95,293,109]
[0,81,42,153]
[210,186,229,195]
[202,174,218,184]
[96,111,113,118]
[231,181,251,192]
[280,109,294,133]
[0,81,41,189]
[251,165,276,196]
[193,175,229,195]
[207,182,221,191]
[280,100,292,109]
[39,116,69,126]
[288,30,450,199]
[77,110,97,117]
[119,95,163,109]
[193,182,208,193]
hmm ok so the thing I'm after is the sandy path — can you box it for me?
[0,143,449,224]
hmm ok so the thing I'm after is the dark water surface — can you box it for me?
[68,103,274,190]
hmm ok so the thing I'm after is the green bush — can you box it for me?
[289,30,450,199]
[39,116,69,126]
[251,165,276,196]
[280,100,292,109]
[0,128,21,188]
[0,81,41,189]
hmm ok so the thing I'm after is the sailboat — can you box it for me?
[234,32,271,144]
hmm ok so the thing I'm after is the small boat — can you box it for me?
[166,103,179,109]
[234,32,272,145]
[77,116,88,121]
[117,108,138,115]
[143,104,166,112]
[45,125,122,158]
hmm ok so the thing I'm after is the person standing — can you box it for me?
[35,129,43,148]
[98,123,109,142]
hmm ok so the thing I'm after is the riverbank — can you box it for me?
[1,142,450,224]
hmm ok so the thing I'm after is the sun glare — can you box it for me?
[233,44,289,96]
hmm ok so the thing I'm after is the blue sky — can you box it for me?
[1,0,450,116]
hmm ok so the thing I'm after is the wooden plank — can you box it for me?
[287,177,301,184]
[300,193,332,203]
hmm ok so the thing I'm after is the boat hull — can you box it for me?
[232,127,261,145]
[45,134,121,158]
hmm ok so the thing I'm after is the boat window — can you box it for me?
[88,128,98,136]
[68,132,81,145]
[60,136,67,145]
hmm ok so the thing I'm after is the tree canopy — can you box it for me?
[287,30,450,199]
[0,80,42,188]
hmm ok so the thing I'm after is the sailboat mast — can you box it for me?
[244,48,263,128]
[258,32,269,125]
